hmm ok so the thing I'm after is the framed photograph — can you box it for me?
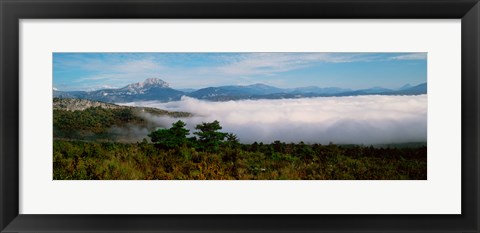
[1,0,478,232]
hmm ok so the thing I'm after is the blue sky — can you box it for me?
[53,52,427,91]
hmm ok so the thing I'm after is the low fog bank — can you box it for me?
[107,112,181,143]
[122,95,427,145]
[108,125,151,143]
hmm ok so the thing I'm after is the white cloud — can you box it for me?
[80,56,162,74]
[123,95,427,145]
[215,53,372,76]
[56,54,164,88]
[389,53,427,60]
[115,59,162,73]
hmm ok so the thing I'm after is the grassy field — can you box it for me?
[53,139,427,180]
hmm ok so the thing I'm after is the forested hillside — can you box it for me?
[53,98,191,141]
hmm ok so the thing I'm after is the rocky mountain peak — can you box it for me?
[121,78,170,94]
[142,78,169,87]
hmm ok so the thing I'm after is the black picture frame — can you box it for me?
[1,0,478,232]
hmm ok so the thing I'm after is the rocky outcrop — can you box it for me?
[53,98,126,111]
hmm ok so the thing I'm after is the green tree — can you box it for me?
[225,133,240,148]
[148,128,173,148]
[148,120,189,149]
[170,120,190,145]
[194,120,227,151]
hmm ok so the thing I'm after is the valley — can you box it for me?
[53,95,427,180]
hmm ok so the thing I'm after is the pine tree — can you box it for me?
[194,120,227,151]
[148,120,189,149]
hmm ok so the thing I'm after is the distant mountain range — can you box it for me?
[54,78,427,103]
[54,78,184,103]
